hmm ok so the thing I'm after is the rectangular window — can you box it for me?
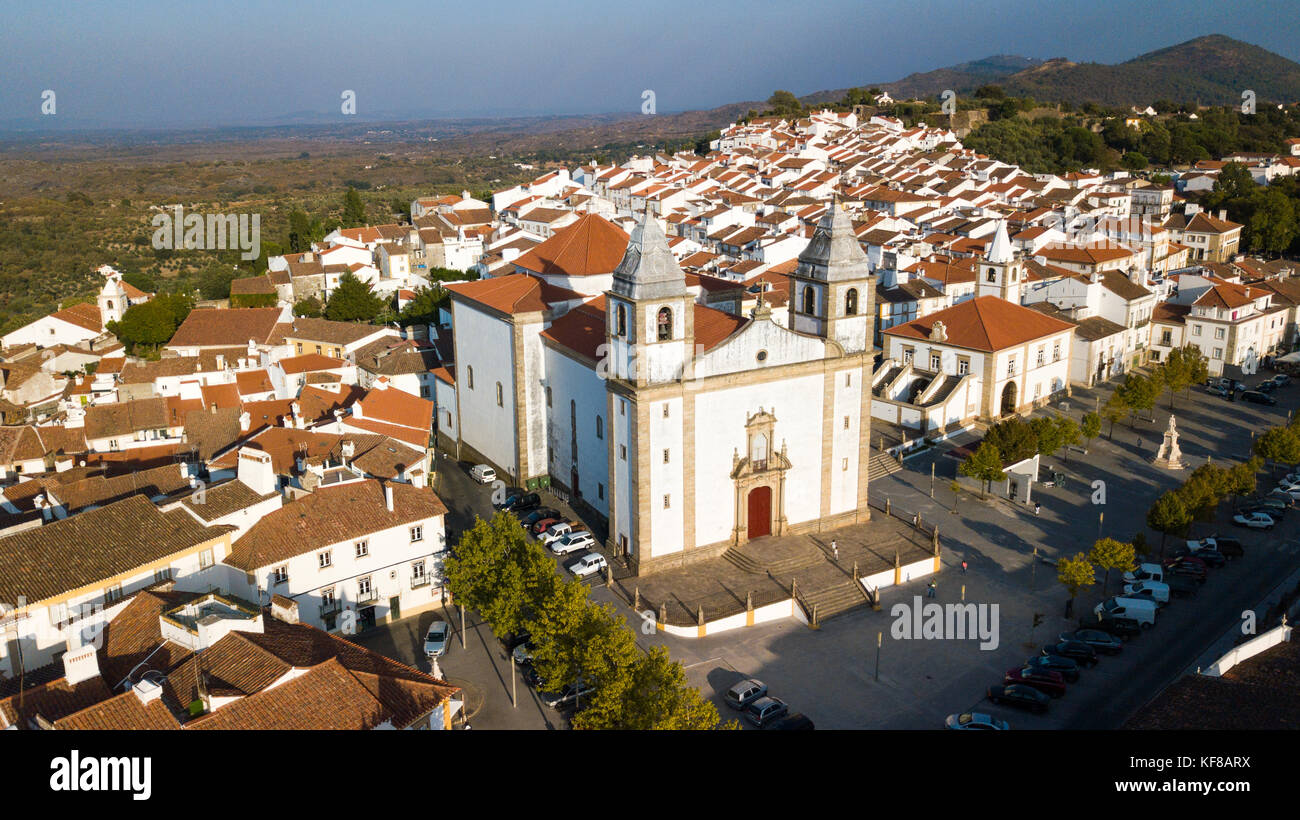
[930,353,941,370]
[198,549,214,569]
[1192,325,1202,336]
[845,373,852,387]
[619,445,627,461]
[663,449,670,463]
[319,550,332,569]
[1214,327,1225,340]
[1161,330,1172,345]
[663,494,671,509]
[410,526,423,543]
[412,560,426,580]
[315,345,322,355]
[1052,342,1061,362]
[596,417,604,439]
[842,457,849,471]
[843,415,850,430]
[662,404,669,418]
[902,348,914,364]
[48,602,68,627]
[598,483,605,500]
[154,567,173,584]
[103,584,123,605]
[355,541,369,558]
[1006,357,1016,377]
[273,566,288,585]
[620,401,626,416]
[496,383,503,407]
[358,576,372,595]
[1036,348,1045,367]
[321,587,336,608]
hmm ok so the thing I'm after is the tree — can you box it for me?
[1102,391,1129,440]
[1253,426,1300,472]
[342,187,366,226]
[984,418,1039,464]
[198,263,239,301]
[1116,372,1158,428]
[1147,490,1190,558]
[574,645,725,730]
[287,209,313,253]
[1057,553,1096,619]
[1054,414,1082,463]
[398,286,449,327]
[959,441,1006,499]
[1249,188,1298,256]
[325,271,386,323]
[1030,416,1063,460]
[106,292,194,355]
[293,296,323,318]
[1088,537,1136,596]
[1121,151,1148,170]
[1226,457,1261,506]
[443,513,555,639]
[1081,411,1102,451]
[1213,162,1256,201]
[766,90,801,116]
[527,577,603,692]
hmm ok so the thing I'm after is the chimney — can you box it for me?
[1218,209,1227,221]
[35,494,53,523]
[341,440,355,461]
[384,483,394,513]
[133,678,163,705]
[239,411,250,432]
[236,446,277,495]
[291,402,303,428]
[216,354,225,370]
[62,643,100,686]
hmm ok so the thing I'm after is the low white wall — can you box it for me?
[659,597,798,637]
[1201,623,1293,676]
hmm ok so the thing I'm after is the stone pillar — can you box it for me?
[745,590,754,627]
[697,605,706,638]
[885,497,891,517]
[894,549,901,585]
[633,586,640,611]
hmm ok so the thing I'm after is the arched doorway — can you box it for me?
[747,486,772,539]
[1000,381,1017,416]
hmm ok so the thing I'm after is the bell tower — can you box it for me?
[606,214,694,386]
[977,220,1022,304]
[788,202,873,353]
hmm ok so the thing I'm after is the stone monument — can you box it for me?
[1152,415,1186,469]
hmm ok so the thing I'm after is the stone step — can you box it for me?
[722,547,823,576]
[799,579,870,622]
[868,452,903,481]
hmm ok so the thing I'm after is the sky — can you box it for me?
[2,0,1299,130]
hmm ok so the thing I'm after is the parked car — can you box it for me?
[765,713,815,730]
[531,517,562,536]
[1205,384,1230,397]
[423,620,450,658]
[1084,615,1143,639]
[519,508,560,529]
[986,684,1049,714]
[1059,629,1124,655]
[1005,667,1066,698]
[1232,511,1275,530]
[540,680,595,709]
[1241,501,1288,520]
[469,464,497,484]
[1242,390,1277,405]
[1043,640,1100,667]
[1268,486,1300,501]
[744,696,789,728]
[1271,374,1292,387]
[1257,380,1279,394]
[512,640,536,666]
[1210,536,1244,558]
[1163,557,1209,583]
[538,521,579,544]
[550,531,596,555]
[1171,544,1226,567]
[1024,654,1080,682]
[723,678,768,710]
[945,712,1009,730]
[501,492,541,513]
[1122,580,1170,605]
[501,630,531,651]
[521,665,544,689]
[1123,562,1165,584]
[567,552,608,578]
[1094,597,1158,627]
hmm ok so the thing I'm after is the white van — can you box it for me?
[1094,596,1158,626]
[1122,580,1170,605]
[470,464,496,484]
[1123,563,1164,584]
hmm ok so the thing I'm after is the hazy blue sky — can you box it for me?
[2,0,1298,128]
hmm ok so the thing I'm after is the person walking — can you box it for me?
[960,560,968,575]
[1035,502,1041,515]
[927,580,937,598]
[831,539,839,560]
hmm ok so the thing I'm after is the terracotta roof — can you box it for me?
[223,480,446,570]
[282,318,386,346]
[181,479,280,522]
[278,353,350,375]
[48,303,102,334]
[883,296,1075,352]
[512,213,630,277]
[84,397,169,439]
[355,385,433,432]
[446,273,585,316]
[1152,302,1190,325]
[0,495,231,605]
[235,369,274,396]
[541,297,746,363]
[167,308,284,349]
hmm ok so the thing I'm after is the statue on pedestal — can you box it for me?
[1152,415,1186,469]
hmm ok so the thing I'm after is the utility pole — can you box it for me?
[930,462,935,499]
[874,631,882,681]
[460,604,466,649]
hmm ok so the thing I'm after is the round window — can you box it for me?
[756,350,768,363]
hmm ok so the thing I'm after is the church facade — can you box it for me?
[449,210,876,575]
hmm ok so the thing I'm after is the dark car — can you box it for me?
[1211,536,1245,558]
[1043,640,1099,667]
[1025,653,1080,682]
[521,665,544,689]
[519,508,560,529]
[541,680,595,710]
[501,630,531,650]
[986,684,1049,714]
[1241,390,1276,405]
[1060,629,1123,655]
[1085,615,1143,639]
[1257,380,1279,393]
[1163,558,1208,584]
[1172,544,1226,567]
[1271,374,1292,387]
[1205,384,1230,397]
[1241,503,1288,520]
[723,678,768,710]
[503,492,541,513]
[764,712,815,730]
[1005,667,1066,698]
[744,696,789,728]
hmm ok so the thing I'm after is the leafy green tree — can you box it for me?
[575,646,725,730]
[1116,372,1158,428]
[766,90,801,116]
[1254,425,1300,471]
[1121,151,1148,170]
[1213,162,1256,200]
[1081,411,1102,451]
[287,210,313,253]
[1102,391,1129,440]
[1054,414,1082,463]
[399,286,449,327]
[325,271,386,323]
[106,292,194,355]
[959,441,1006,498]
[342,187,366,226]
[984,418,1039,464]
[1147,490,1190,557]
[1057,553,1096,619]
[198,263,238,300]
[444,513,555,639]
[1088,537,1137,596]
[1248,187,1297,256]
[293,296,323,318]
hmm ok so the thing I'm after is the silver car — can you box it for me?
[424,620,450,658]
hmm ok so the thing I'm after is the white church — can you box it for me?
[446,209,876,574]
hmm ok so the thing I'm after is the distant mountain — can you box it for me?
[871,35,1300,106]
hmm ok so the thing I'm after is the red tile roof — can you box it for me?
[883,295,1075,352]
[512,213,629,277]
[445,273,585,316]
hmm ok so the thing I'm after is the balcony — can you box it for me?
[319,600,341,617]
[355,588,379,605]
[410,575,431,589]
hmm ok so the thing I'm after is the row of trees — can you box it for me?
[1099,346,1210,438]
[1057,536,1141,617]
[293,276,452,327]
[959,412,1102,496]
[1146,458,1261,555]
[443,514,726,729]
